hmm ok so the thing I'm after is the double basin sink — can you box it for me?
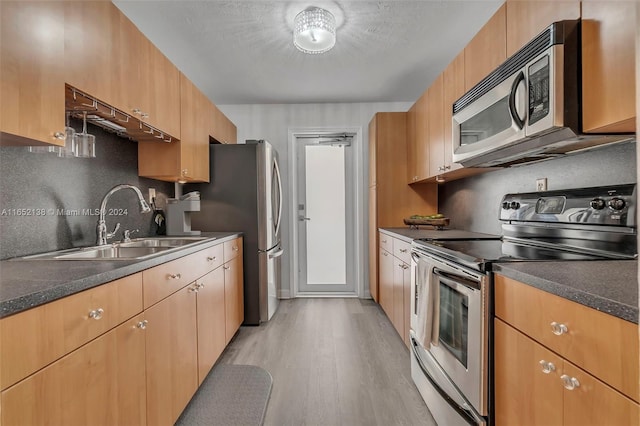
[22,237,211,261]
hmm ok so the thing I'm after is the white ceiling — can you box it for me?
[113,1,503,105]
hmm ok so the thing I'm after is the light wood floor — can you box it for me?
[218,298,436,426]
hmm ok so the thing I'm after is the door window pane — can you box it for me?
[305,145,346,284]
[438,281,468,367]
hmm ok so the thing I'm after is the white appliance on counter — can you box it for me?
[186,140,283,325]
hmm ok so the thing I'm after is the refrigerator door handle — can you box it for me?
[268,248,284,259]
[273,157,283,238]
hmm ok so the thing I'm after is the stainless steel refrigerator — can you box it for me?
[185,140,283,325]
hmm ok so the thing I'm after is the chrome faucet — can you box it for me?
[97,185,151,245]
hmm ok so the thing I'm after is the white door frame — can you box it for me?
[287,126,364,298]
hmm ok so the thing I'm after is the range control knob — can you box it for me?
[608,197,626,211]
[502,201,510,210]
[510,201,521,210]
[589,198,606,210]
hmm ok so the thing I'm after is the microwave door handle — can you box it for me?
[509,71,526,129]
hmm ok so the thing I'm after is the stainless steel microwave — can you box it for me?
[452,20,630,168]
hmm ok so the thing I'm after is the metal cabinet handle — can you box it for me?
[136,320,148,329]
[402,264,409,270]
[399,248,408,253]
[198,283,205,289]
[381,239,387,243]
[188,285,199,293]
[88,308,104,320]
[382,252,388,257]
[550,322,568,336]
[561,375,580,390]
[207,256,216,261]
[223,265,230,270]
[54,131,65,140]
[168,273,182,279]
[233,246,239,251]
[539,360,556,374]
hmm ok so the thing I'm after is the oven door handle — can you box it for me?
[410,336,485,425]
[411,252,421,263]
[433,268,481,291]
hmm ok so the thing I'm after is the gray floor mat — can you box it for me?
[175,364,273,426]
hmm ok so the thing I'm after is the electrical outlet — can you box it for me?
[536,178,547,192]
[148,188,156,203]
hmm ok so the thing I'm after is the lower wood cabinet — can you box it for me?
[144,284,199,426]
[495,319,639,426]
[378,232,411,346]
[0,236,245,426]
[1,314,147,426]
[196,267,226,385]
[494,274,639,426]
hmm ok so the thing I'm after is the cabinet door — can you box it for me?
[406,102,417,183]
[495,274,639,402]
[563,361,640,426]
[368,117,377,187]
[145,285,198,426]
[442,52,465,172]
[464,4,506,90]
[369,186,378,301]
[494,319,563,426]
[211,103,237,144]
[142,38,181,139]
[196,267,226,384]
[224,256,244,343]
[428,74,445,177]
[413,92,430,182]
[392,261,405,339]
[505,1,580,57]
[1,1,65,146]
[138,73,209,182]
[581,1,636,133]
[1,315,147,426]
[378,248,394,320]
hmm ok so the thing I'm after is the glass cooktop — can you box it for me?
[413,238,623,271]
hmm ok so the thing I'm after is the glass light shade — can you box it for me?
[293,7,336,54]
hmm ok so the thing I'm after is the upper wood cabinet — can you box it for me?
[442,51,465,173]
[408,91,430,183]
[427,74,445,177]
[464,3,506,91]
[406,102,417,183]
[138,73,210,182]
[0,1,66,146]
[581,1,636,133]
[65,2,181,140]
[211,103,237,144]
[505,1,580,57]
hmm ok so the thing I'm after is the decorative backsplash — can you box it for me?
[438,140,637,235]
[0,119,173,260]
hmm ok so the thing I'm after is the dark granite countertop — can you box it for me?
[379,227,499,243]
[493,261,638,324]
[0,232,241,318]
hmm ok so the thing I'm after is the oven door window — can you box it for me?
[438,280,468,368]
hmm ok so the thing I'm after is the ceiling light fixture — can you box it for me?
[293,7,336,54]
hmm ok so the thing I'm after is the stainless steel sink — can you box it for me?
[118,237,208,248]
[19,236,213,261]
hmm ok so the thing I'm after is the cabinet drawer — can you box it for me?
[495,274,639,402]
[0,273,143,391]
[199,243,224,275]
[379,232,393,253]
[223,237,242,263]
[393,238,411,264]
[143,252,202,308]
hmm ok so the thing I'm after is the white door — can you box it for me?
[296,133,356,294]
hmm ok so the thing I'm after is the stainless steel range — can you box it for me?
[409,184,637,426]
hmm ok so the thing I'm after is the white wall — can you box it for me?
[218,102,411,298]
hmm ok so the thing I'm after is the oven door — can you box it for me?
[452,66,527,166]
[410,249,489,418]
